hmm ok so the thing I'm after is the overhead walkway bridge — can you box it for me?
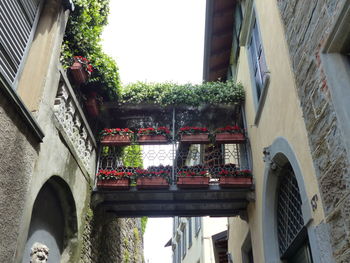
[91,104,254,217]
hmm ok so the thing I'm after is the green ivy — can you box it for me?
[141,216,148,235]
[120,80,244,106]
[122,145,143,168]
[61,0,121,101]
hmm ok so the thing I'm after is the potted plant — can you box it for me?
[96,169,131,189]
[135,166,171,189]
[136,127,171,144]
[84,92,102,117]
[218,169,252,188]
[214,125,245,144]
[100,128,134,146]
[177,165,209,188]
[70,56,93,85]
[178,126,210,144]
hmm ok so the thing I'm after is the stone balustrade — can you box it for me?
[53,71,96,172]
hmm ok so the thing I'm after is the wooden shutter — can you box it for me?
[0,0,41,85]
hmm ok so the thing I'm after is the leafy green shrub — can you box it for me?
[61,0,121,101]
[120,80,244,106]
[141,216,148,235]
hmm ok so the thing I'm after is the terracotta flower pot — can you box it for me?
[70,62,89,85]
[215,133,245,144]
[177,176,209,188]
[136,177,169,189]
[180,134,210,144]
[219,177,252,188]
[97,179,129,189]
[137,135,168,144]
[85,96,99,117]
[100,134,132,146]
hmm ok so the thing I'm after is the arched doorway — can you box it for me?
[262,137,321,263]
[21,176,77,263]
[276,164,313,263]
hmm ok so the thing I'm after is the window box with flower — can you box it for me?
[178,127,210,144]
[96,170,132,189]
[177,165,209,188]
[217,169,252,188]
[70,56,94,85]
[136,166,171,189]
[136,127,171,144]
[100,128,134,146]
[214,125,245,144]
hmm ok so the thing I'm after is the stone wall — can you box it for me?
[80,209,144,263]
[0,89,39,262]
[277,0,350,261]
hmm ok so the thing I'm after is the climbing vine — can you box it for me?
[61,0,121,101]
[120,80,245,106]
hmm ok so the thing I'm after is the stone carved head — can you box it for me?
[30,242,49,263]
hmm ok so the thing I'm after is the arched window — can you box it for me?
[276,165,313,263]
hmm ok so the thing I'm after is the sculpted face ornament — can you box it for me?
[30,242,49,263]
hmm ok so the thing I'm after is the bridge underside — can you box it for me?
[92,185,253,217]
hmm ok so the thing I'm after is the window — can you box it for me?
[195,217,201,236]
[0,0,41,87]
[277,165,313,263]
[188,218,192,248]
[248,16,268,103]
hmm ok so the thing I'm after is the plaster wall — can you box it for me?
[202,217,227,263]
[8,0,96,262]
[227,0,327,262]
[0,89,39,263]
[182,224,202,263]
[181,217,227,263]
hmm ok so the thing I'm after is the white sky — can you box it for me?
[102,1,206,262]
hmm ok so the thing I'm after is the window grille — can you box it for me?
[277,167,304,256]
[0,0,41,85]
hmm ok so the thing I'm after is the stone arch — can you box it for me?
[22,176,78,263]
[262,137,321,263]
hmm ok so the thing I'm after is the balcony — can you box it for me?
[91,104,254,217]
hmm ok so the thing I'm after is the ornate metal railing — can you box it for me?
[98,142,249,184]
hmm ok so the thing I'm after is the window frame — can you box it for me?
[321,1,350,163]
[240,3,270,125]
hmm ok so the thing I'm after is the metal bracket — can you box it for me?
[263,146,270,162]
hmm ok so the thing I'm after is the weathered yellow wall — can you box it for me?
[17,0,66,114]
[227,0,325,262]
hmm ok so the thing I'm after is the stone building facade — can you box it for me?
[0,0,143,262]
[203,0,350,262]
[278,1,350,261]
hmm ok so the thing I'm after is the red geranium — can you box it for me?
[73,56,94,74]
[100,128,134,137]
[97,169,133,180]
